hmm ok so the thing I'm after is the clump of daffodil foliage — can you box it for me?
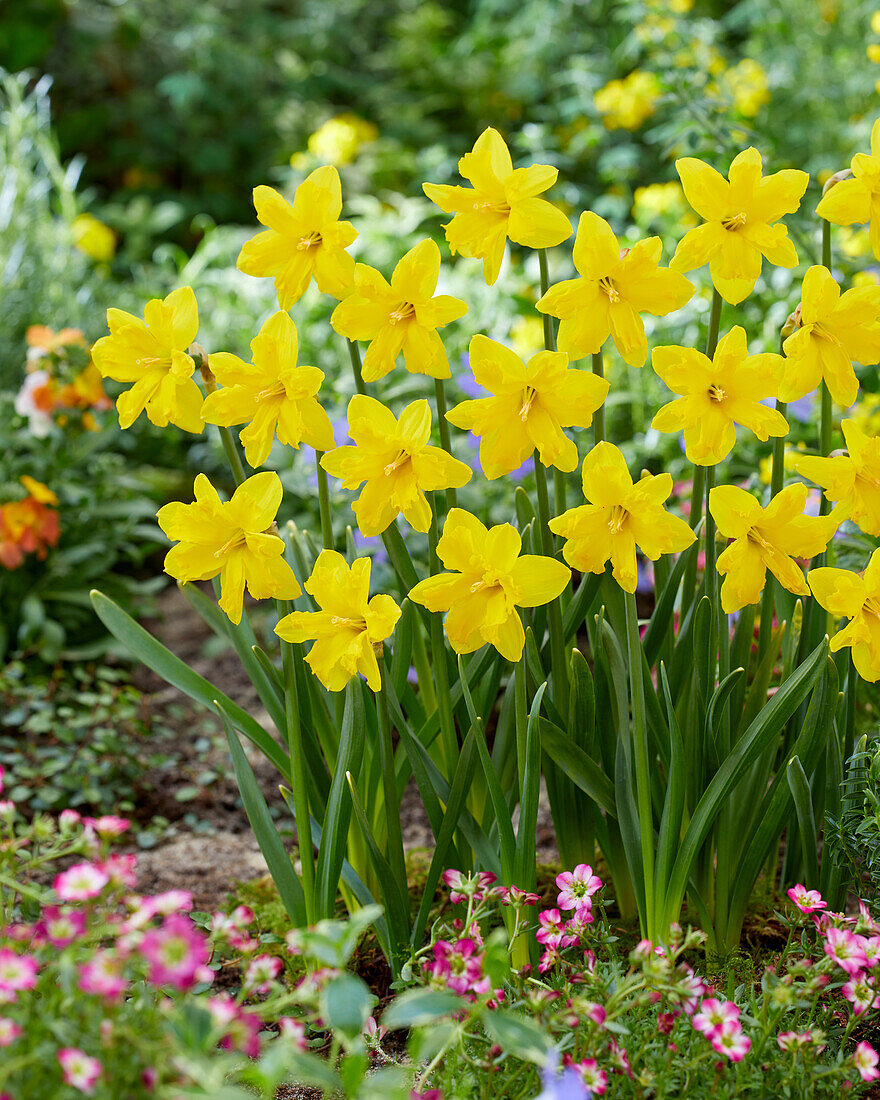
[90,122,880,980]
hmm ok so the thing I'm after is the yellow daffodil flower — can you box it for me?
[408,508,569,661]
[797,418,880,534]
[709,483,837,613]
[536,211,694,367]
[330,239,467,382]
[157,471,300,625]
[778,266,880,408]
[671,148,809,304]
[201,311,334,469]
[816,119,880,259]
[275,551,400,692]
[445,335,608,478]
[549,442,695,592]
[72,213,116,262]
[809,550,880,681]
[91,287,203,433]
[321,396,472,536]
[651,326,788,465]
[237,167,357,308]
[423,127,572,285]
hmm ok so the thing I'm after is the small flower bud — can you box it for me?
[822,168,853,196]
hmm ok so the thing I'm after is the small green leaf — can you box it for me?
[382,988,464,1030]
[482,1010,551,1064]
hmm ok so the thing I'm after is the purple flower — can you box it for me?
[537,1055,591,1099]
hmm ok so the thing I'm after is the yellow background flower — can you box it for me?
[275,551,400,692]
[423,127,571,285]
[201,311,334,469]
[408,508,569,661]
[549,442,694,592]
[321,396,472,536]
[330,239,467,382]
[157,471,300,625]
[651,326,787,465]
[816,118,880,259]
[91,287,204,433]
[446,335,608,478]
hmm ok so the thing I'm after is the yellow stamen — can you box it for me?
[389,302,416,325]
[214,532,246,558]
[722,211,748,230]
[708,383,727,403]
[255,381,286,402]
[297,231,322,251]
[473,200,511,215]
[383,449,410,476]
[518,386,538,421]
[607,505,628,533]
[598,276,621,304]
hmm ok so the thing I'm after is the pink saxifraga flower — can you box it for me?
[139,914,210,991]
[787,885,826,914]
[777,1030,814,1052]
[244,954,282,994]
[38,906,87,947]
[0,1017,22,1046]
[573,1057,608,1094]
[536,909,576,949]
[710,1020,751,1062]
[855,1041,880,1083]
[83,815,131,838]
[824,927,869,976]
[441,869,497,905]
[555,864,602,920]
[77,951,128,1002]
[692,998,740,1036]
[54,862,109,902]
[0,949,38,993]
[843,974,880,1016]
[57,1048,103,1094]
[426,938,490,996]
[99,854,137,889]
[278,1016,308,1049]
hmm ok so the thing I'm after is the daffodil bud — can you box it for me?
[780,306,801,341]
[821,168,853,196]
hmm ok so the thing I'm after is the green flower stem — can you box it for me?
[758,401,788,657]
[428,493,460,778]
[346,338,367,395]
[377,652,408,889]
[514,653,528,797]
[592,351,606,444]
[624,588,654,939]
[538,248,557,352]
[434,378,457,511]
[279,601,315,925]
[704,464,718,618]
[314,453,335,550]
[217,424,248,487]
[682,289,723,618]
[534,459,569,712]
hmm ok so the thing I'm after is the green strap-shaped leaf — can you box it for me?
[514,683,546,888]
[315,680,364,920]
[540,719,616,817]
[654,664,686,919]
[216,702,305,926]
[90,590,290,777]
[787,755,819,888]
[662,638,828,927]
[642,543,697,666]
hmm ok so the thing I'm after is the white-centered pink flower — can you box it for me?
[555,864,603,919]
[824,927,869,976]
[54,863,109,902]
[0,1017,22,1046]
[787,885,826,914]
[843,974,880,1016]
[574,1057,608,1094]
[244,954,282,994]
[692,998,740,1036]
[0,949,38,993]
[710,1020,751,1061]
[39,907,87,947]
[57,1048,103,1094]
[140,914,211,991]
[855,1041,880,1082]
[78,951,128,1002]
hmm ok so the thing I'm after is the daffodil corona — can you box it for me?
[237,167,357,308]
[275,551,400,692]
[330,239,467,382]
[423,128,571,285]
[778,266,880,409]
[408,508,570,661]
[445,336,609,478]
[709,484,837,613]
[536,212,694,366]
[320,396,472,536]
[797,419,880,535]
[651,327,788,465]
[671,148,809,304]
[549,442,695,592]
[91,287,204,433]
[809,551,880,681]
[157,472,300,625]
[201,311,335,469]
[816,119,880,259]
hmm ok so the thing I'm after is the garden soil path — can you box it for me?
[130,583,559,912]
